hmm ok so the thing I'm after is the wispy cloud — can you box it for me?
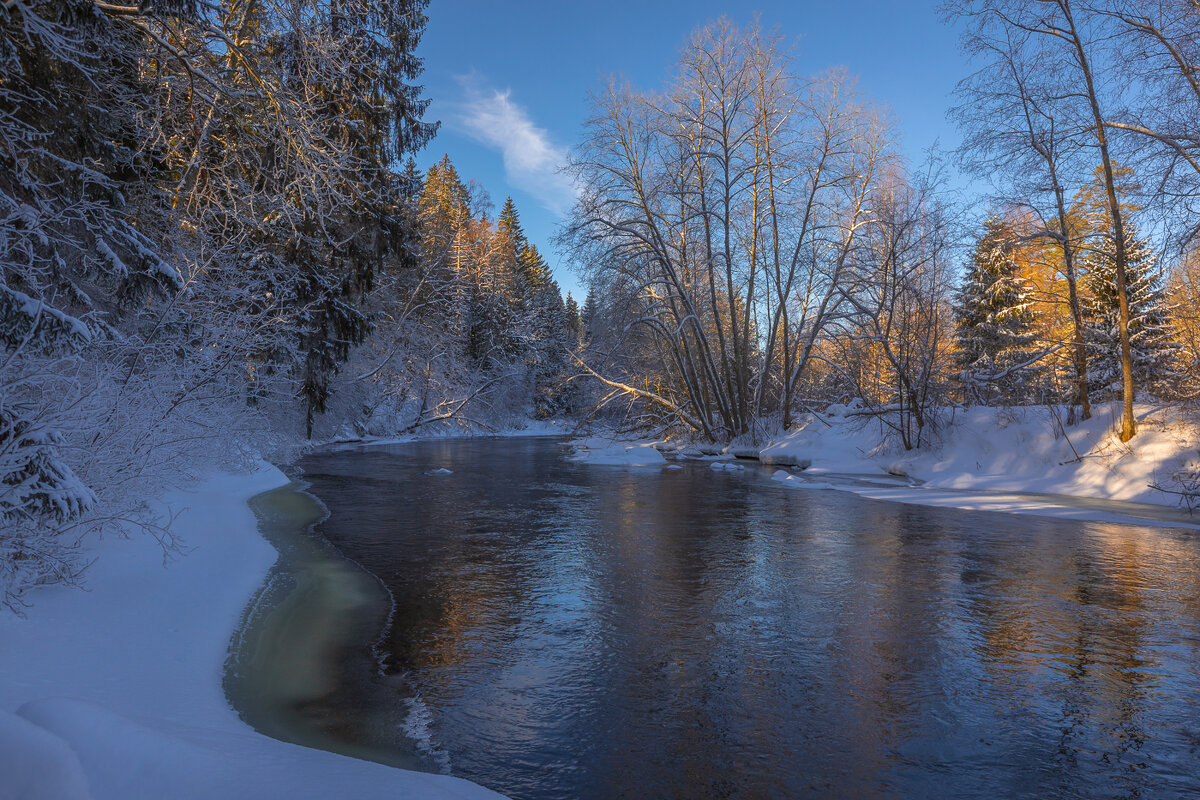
[450,74,578,217]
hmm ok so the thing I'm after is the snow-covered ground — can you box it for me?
[0,463,506,800]
[765,402,1199,504]
[326,418,572,449]
[573,403,1200,527]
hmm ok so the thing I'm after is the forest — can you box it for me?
[0,0,581,606]
[4,0,1200,607]
[568,7,1200,449]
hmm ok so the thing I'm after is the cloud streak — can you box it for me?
[451,75,578,217]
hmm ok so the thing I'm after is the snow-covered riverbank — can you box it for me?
[571,403,1200,528]
[324,418,572,450]
[0,462,505,800]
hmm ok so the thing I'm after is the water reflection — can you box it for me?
[299,438,1200,799]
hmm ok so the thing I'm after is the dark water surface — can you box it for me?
[297,437,1200,799]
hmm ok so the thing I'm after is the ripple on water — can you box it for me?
[288,437,1200,800]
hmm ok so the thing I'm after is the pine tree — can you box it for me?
[1,0,170,568]
[519,242,553,292]
[1082,223,1179,399]
[496,197,527,260]
[954,219,1040,403]
[422,156,473,239]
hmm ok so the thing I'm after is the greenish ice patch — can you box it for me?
[225,481,425,771]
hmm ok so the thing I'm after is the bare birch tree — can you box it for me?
[565,19,898,439]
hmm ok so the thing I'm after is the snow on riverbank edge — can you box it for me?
[325,418,571,450]
[572,403,1200,529]
[0,462,506,800]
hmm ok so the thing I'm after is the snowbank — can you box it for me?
[0,463,505,800]
[760,403,1200,525]
[330,418,570,449]
[566,437,667,467]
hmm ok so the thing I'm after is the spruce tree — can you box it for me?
[422,156,473,238]
[565,293,583,340]
[1,0,171,543]
[954,219,1040,404]
[497,198,525,248]
[581,291,598,344]
[293,0,439,437]
[1082,223,1179,399]
[519,242,553,292]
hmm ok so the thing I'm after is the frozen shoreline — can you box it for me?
[571,403,1200,530]
[323,418,571,451]
[0,461,506,800]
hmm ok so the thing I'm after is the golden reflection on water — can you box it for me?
[290,438,1200,799]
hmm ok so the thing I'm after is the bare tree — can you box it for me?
[564,19,899,440]
[835,169,958,450]
[1102,0,1200,243]
[949,0,1139,440]
[951,15,1095,419]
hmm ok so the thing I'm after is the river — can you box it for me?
[234,436,1200,799]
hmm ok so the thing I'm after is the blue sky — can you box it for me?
[413,1,970,300]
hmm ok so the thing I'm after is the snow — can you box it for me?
[94,238,128,278]
[819,485,1200,529]
[0,710,90,800]
[770,470,835,490]
[566,437,667,467]
[5,285,91,341]
[329,418,572,451]
[0,463,507,800]
[760,403,1200,527]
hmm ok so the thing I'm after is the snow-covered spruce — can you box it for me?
[954,218,1043,405]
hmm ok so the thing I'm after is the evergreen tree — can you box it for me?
[292,0,439,436]
[565,293,583,340]
[0,0,172,568]
[422,156,473,239]
[581,291,598,343]
[519,242,553,292]
[954,219,1040,403]
[1082,223,1179,399]
[417,155,475,337]
[496,197,529,277]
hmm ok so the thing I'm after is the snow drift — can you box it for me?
[0,464,506,800]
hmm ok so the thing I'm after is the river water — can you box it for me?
[283,436,1200,799]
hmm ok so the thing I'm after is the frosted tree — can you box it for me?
[565,294,583,341]
[954,219,1041,404]
[949,0,1143,439]
[837,173,957,450]
[1083,225,1180,399]
[0,0,179,607]
[564,20,899,438]
[1,0,441,605]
